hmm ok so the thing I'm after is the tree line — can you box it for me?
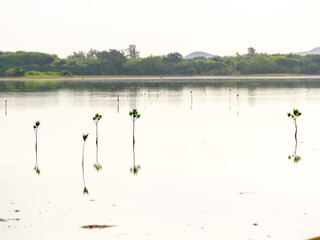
[0,46,320,77]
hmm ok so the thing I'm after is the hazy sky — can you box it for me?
[1,0,319,58]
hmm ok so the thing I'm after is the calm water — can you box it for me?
[1,79,320,240]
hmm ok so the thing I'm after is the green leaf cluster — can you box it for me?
[287,109,302,119]
[129,109,141,120]
[93,113,102,121]
[33,121,40,129]
[82,133,89,141]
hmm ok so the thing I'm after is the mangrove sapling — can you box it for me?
[33,121,40,175]
[82,133,89,194]
[129,109,141,175]
[93,113,102,171]
[287,109,302,141]
[287,109,302,163]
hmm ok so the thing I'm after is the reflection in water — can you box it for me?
[287,109,302,163]
[82,133,89,194]
[130,143,141,175]
[237,93,239,116]
[5,99,7,116]
[117,95,119,113]
[228,89,231,110]
[33,121,40,175]
[129,109,141,175]
[93,113,102,171]
[190,91,193,110]
[288,138,301,163]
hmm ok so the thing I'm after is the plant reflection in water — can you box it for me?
[82,133,89,194]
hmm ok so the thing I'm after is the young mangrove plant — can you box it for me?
[129,109,141,175]
[287,108,302,141]
[93,113,102,171]
[287,109,302,163]
[33,121,40,175]
[82,133,89,194]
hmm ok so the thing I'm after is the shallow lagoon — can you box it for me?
[1,79,320,240]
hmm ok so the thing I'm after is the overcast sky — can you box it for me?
[1,0,319,58]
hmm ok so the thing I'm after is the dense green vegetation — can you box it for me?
[0,47,320,77]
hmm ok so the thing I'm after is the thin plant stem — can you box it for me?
[133,119,135,166]
[35,131,38,167]
[96,124,98,164]
[294,119,297,142]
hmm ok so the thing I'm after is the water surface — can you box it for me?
[1,79,320,240]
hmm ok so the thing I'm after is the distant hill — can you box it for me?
[184,51,217,59]
[295,47,320,56]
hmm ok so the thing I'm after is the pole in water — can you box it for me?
[117,95,119,113]
[190,91,193,110]
[5,99,7,116]
[237,94,239,116]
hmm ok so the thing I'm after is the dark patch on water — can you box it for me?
[81,225,116,229]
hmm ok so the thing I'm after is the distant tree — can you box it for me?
[86,48,100,59]
[224,57,237,71]
[125,44,140,59]
[97,49,127,74]
[68,51,86,59]
[300,64,320,74]
[163,52,183,64]
[247,47,256,56]
[6,66,26,77]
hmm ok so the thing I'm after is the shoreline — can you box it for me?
[1,75,320,82]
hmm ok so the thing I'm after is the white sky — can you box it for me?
[0,0,319,58]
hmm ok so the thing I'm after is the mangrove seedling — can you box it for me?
[287,109,302,163]
[129,109,141,145]
[129,109,141,175]
[93,113,102,171]
[33,121,40,175]
[82,133,89,194]
[287,108,302,141]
